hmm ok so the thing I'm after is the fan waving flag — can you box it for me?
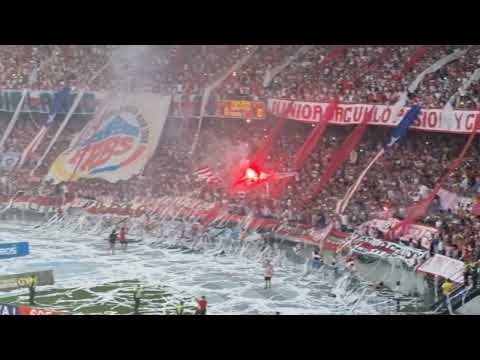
[18,87,71,169]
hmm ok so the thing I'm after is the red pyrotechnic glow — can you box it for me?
[245,167,258,181]
[235,166,270,187]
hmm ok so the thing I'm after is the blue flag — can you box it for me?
[385,105,421,147]
[47,87,71,125]
[0,242,30,259]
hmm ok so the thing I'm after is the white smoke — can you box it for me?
[108,45,157,93]
[200,136,251,178]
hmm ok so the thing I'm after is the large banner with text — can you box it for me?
[268,99,480,134]
[47,94,171,183]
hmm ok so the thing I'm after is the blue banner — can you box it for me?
[0,242,30,259]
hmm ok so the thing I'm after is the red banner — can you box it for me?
[17,305,65,315]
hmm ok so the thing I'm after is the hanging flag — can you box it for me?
[385,105,422,147]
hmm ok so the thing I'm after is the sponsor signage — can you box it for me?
[0,304,65,315]
[215,100,266,119]
[0,270,54,291]
[0,242,30,259]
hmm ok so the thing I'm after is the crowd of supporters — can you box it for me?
[1,45,480,264]
[1,45,480,109]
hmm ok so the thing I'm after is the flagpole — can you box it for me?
[0,89,28,152]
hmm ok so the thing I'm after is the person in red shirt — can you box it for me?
[119,227,127,251]
[195,296,208,315]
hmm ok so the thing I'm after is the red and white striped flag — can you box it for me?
[194,166,222,185]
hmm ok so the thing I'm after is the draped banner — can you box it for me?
[267,99,480,134]
[351,234,428,268]
[47,94,171,183]
[417,254,465,284]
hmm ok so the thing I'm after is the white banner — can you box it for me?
[358,218,438,250]
[47,94,171,183]
[437,188,474,214]
[267,99,480,134]
[417,254,464,284]
[351,234,428,268]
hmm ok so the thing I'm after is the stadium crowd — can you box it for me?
[1,45,480,264]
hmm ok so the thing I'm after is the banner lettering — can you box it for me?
[268,99,480,134]
[47,94,172,183]
[0,270,54,291]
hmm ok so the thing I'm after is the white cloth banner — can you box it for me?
[417,254,465,284]
[351,234,428,268]
[358,218,438,250]
[437,188,462,211]
[267,99,480,134]
[46,93,172,183]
